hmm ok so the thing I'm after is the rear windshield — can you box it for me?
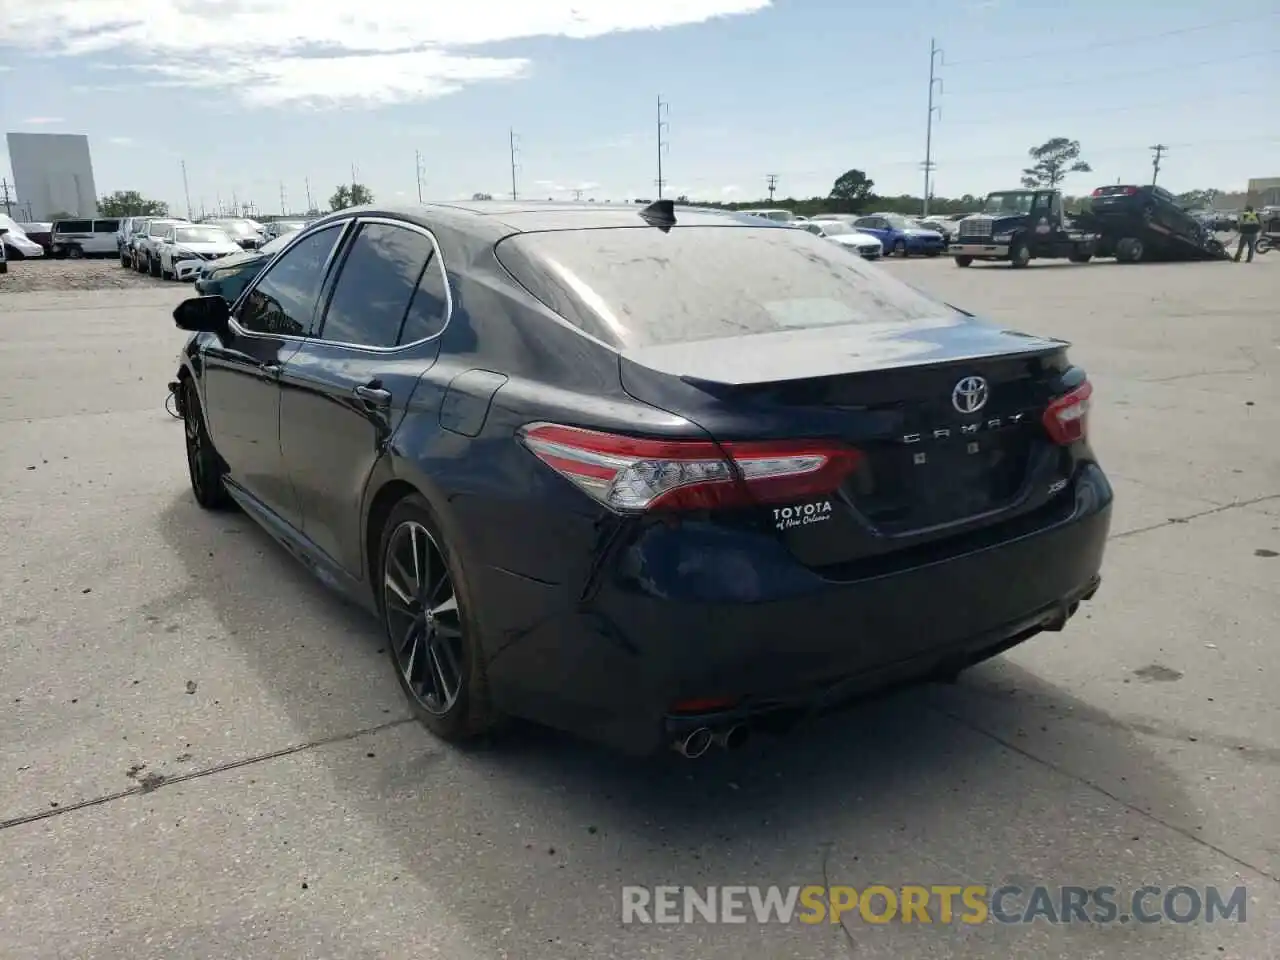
[497,225,959,348]
[1094,186,1139,196]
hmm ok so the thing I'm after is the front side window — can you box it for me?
[57,220,93,233]
[236,224,343,336]
[319,222,436,348]
[94,219,120,232]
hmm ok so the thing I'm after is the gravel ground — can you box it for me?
[0,257,169,294]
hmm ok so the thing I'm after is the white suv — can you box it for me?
[50,218,121,258]
[133,219,186,276]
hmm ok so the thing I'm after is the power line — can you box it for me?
[922,37,943,217]
[954,48,1278,96]
[765,174,778,201]
[656,95,670,199]
[947,12,1276,66]
[1150,144,1168,185]
[509,129,520,201]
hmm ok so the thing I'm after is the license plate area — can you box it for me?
[851,431,1032,532]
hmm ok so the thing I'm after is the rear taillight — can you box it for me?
[1043,380,1092,445]
[1091,188,1103,197]
[518,423,861,512]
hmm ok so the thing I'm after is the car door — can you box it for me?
[200,222,349,527]
[854,217,888,245]
[277,217,450,577]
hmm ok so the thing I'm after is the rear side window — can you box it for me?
[94,219,120,232]
[56,220,93,233]
[319,222,436,348]
[496,225,960,349]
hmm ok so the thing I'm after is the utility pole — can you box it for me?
[415,150,425,203]
[571,188,584,201]
[231,189,239,217]
[0,178,13,217]
[508,129,520,201]
[921,37,944,218]
[766,174,778,202]
[1149,144,1167,186]
[180,160,193,221]
[655,95,669,199]
[304,177,314,213]
[279,182,288,216]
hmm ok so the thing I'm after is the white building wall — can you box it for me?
[5,133,99,221]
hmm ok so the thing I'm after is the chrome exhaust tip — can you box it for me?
[714,724,749,751]
[673,727,714,759]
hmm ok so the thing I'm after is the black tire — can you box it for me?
[149,255,161,278]
[182,379,231,510]
[120,250,131,268]
[955,255,974,268]
[67,245,84,260]
[134,252,147,273]
[1009,237,1031,268]
[1115,237,1144,263]
[892,239,907,257]
[378,494,497,743]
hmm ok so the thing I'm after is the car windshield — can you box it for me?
[175,227,231,244]
[216,220,256,237]
[259,234,294,255]
[819,221,854,236]
[148,221,179,235]
[497,225,960,349]
[274,221,307,232]
[982,192,1036,214]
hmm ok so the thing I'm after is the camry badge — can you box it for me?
[952,376,989,415]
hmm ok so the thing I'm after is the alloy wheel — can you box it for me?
[383,520,466,716]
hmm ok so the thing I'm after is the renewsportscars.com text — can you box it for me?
[621,885,1247,926]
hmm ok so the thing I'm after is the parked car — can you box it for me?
[798,219,883,259]
[50,217,121,258]
[115,215,185,263]
[916,217,955,242]
[192,233,293,300]
[261,219,312,242]
[0,215,46,259]
[738,208,796,223]
[133,218,187,275]
[851,213,947,257]
[17,221,53,255]
[157,224,244,281]
[203,218,265,250]
[169,200,1110,757]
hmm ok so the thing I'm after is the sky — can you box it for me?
[0,0,1277,216]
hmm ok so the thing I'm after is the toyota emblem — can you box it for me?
[952,376,989,414]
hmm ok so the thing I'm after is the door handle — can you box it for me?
[355,383,392,406]
[260,362,281,375]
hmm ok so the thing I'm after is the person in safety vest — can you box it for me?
[1235,206,1260,263]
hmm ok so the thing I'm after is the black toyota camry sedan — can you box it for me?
[171,200,1111,757]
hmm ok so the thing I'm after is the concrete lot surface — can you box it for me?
[1,256,1277,959]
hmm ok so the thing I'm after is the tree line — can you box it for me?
[86,138,1231,224]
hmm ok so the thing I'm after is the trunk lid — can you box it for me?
[620,321,1076,571]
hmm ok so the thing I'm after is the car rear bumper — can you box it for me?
[951,242,1009,257]
[483,462,1113,754]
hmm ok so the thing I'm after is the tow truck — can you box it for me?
[951,186,1229,268]
[949,189,1098,268]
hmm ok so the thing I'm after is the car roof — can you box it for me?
[304,200,779,241]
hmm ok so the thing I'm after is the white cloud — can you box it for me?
[20,116,64,125]
[0,1,771,106]
[721,185,740,195]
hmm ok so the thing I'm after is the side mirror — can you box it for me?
[174,295,231,336]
